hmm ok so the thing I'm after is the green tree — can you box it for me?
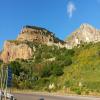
[10,61,21,76]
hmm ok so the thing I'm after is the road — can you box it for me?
[14,93,100,100]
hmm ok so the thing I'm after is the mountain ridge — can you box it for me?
[0,23,100,63]
[65,23,100,47]
[0,23,100,95]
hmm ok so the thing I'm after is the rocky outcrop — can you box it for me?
[0,41,32,63]
[0,24,100,63]
[65,23,100,48]
[0,25,65,63]
[17,26,54,43]
[17,26,65,45]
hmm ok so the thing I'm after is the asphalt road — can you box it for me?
[14,93,100,100]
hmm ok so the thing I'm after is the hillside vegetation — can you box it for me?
[1,42,100,95]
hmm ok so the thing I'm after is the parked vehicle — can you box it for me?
[0,90,4,98]
[39,97,44,100]
[0,90,16,100]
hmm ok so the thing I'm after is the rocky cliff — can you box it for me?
[17,25,64,45]
[0,41,33,63]
[0,24,100,63]
[65,24,100,47]
[0,25,65,63]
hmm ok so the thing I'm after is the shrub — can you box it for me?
[64,80,71,88]
[76,89,81,95]
[85,90,89,95]
[71,87,82,95]
[40,66,52,77]
[10,61,21,76]
[66,49,75,56]
[63,56,72,66]
[52,66,64,76]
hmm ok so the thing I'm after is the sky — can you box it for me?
[0,0,100,50]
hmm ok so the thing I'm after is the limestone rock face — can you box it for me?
[17,26,54,43]
[1,24,100,63]
[0,25,65,63]
[0,41,32,63]
[65,24,100,48]
[17,26,64,45]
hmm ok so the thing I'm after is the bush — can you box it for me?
[0,60,3,66]
[10,61,21,76]
[66,49,75,56]
[64,80,71,88]
[40,66,52,77]
[76,89,81,95]
[52,66,64,76]
[71,87,82,95]
[63,56,72,66]
[85,90,89,95]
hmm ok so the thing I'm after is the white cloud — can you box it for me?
[67,1,76,18]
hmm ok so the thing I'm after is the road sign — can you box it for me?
[7,66,12,87]
[8,66,12,80]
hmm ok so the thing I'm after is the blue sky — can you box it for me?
[0,0,100,50]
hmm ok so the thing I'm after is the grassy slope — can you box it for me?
[5,41,100,94]
[58,42,100,93]
[26,42,100,93]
